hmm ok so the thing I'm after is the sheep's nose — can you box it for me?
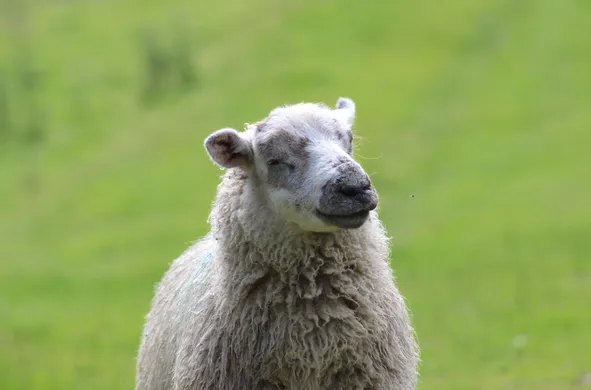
[334,178,378,212]
[338,182,371,198]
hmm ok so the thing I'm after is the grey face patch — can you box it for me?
[329,129,353,155]
[342,130,353,154]
[345,131,354,154]
[256,130,310,189]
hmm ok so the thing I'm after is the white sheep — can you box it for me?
[135,97,420,389]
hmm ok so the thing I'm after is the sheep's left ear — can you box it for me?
[335,97,356,128]
[204,128,253,169]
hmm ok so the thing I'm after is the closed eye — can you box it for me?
[347,132,354,154]
[268,159,295,170]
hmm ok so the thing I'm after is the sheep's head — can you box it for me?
[204,97,378,233]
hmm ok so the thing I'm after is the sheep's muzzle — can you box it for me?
[316,162,378,229]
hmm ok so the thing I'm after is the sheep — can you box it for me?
[135,97,420,390]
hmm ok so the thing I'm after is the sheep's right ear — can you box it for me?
[335,97,356,128]
[204,128,253,169]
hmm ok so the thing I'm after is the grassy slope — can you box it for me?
[1,0,590,389]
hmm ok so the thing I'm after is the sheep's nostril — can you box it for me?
[339,185,357,197]
[339,183,369,197]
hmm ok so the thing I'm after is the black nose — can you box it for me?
[338,182,371,197]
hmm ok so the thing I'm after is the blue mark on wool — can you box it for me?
[191,252,213,283]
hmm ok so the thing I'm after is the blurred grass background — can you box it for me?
[0,0,590,389]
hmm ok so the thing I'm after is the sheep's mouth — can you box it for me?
[316,209,370,229]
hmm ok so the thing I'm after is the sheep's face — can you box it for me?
[205,97,378,233]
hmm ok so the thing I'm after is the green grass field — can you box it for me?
[1,0,590,389]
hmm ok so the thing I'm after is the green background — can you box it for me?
[1,0,589,389]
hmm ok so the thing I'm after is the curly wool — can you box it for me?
[136,169,420,390]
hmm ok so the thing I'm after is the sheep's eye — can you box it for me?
[346,132,354,154]
[268,159,294,170]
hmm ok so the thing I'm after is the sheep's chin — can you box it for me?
[281,207,342,233]
[267,189,338,233]
[315,209,370,229]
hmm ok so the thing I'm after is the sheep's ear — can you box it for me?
[335,97,356,127]
[204,128,253,169]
